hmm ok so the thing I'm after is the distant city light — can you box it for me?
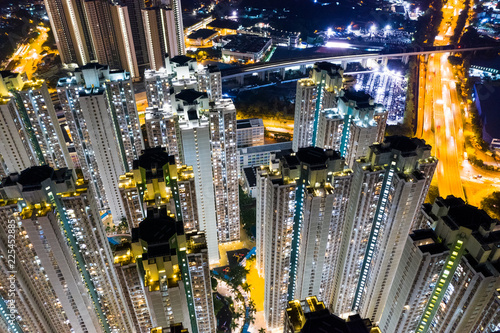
[325,41,351,49]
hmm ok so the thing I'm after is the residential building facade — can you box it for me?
[131,208,216,333]
[330,136,437,320]
[0,72,72,176]
[257,147,352,331]
[57,63,144,222]
[379,196,500,333]
[0,166,136,332]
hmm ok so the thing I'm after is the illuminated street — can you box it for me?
[415,0,488,201]
[0,0,498,331]
[4,25,55,79]
[434,0,462,46]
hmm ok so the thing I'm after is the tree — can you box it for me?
[239,185,257,238]
[211,276,218,291]
[259,328,266,333]
[450,0,471,45]
[230,321,238,330]
[226,265,249,286]
[241,282,251,293]
[233,311,243,320]
[196,50,208,62]
[425,185,439,204]
[448,56,463,67]
[480,191,500,220]
[119,217,128,232]
[213,296,224,316]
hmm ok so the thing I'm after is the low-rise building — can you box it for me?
[242,166,258,197]
[271,30,300,48]
[186,29,219,46]
[207,19,240,35]
[237,118,265,147]
[237,141,292,176]
[222,34,272,63]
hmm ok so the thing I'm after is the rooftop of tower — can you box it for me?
[286,296,375,333]
[1,165,71,191]
[424,196,500,275]
[301,312,373,333]
[282,147,343,172]
[175,88,207,103]
[342,89,373,104]
[373,136,431,155]
[133,147,175,172]
[436,196,498,232]
[295,147,342,165]
[76,62,109,72]
[409,229,449,255]
[0,70,16,78]
[237,118,263,129]
[170,55,196,66]
[206,64,220,72]
[132,209,185,258]
[79,87,105,96]
[313,62,343,74]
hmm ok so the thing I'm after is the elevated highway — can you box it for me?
[220,45,497,82]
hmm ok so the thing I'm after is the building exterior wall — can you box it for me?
[292,79,317,152]
[181,123,219,264]
[43,0,94,65]
[0,99,37,174]
[257,173,296,330]
[17,80,73,169]
[110,4,140,78]
[0,169,136,332]
[330,137,436,317]
[84,0,122,69]
[237,118,265,148]
[210,100,240,242]
[317,109,344,151]
[379,237,447,333]
[57,66,143,223]
[187,248,217,333]
[79,91,127,220]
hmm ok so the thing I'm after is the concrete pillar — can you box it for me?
[258,71,265,81]
[300,65,307,75]
[237,75,244,86]
[401,55,410,64]
[280,67,286,80]
[380,57,388,67]
[341,60,347,69]
[361,58,368,68]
